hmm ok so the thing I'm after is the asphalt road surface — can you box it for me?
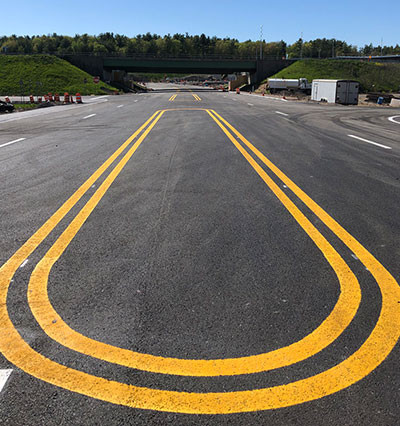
[0,85,399,425]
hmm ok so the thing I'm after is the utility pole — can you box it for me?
[380,37,383,56]
[259,25,263,60]
[332,40,335,58]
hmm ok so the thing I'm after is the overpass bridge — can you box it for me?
[61,53,400,88]
[62,54,294,85]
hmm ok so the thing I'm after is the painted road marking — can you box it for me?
[388,115,400,124]
[1,108,399,415]
[20,259,29,268]
[0,101,106,125]
[27,98,360,376]
[192,94,201,101]
[275,111,289,116]
[117,105,124,108]
[168,94,177,102]
[0,138,26,149]
[91,95,109,101]
[348,134,392,150]
[247,103,254,106]
[229,91,288,102]
[0,369,12,393]
[82,114,96,120]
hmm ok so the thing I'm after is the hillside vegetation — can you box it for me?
[0,55,117,95]
[268,59,400,92]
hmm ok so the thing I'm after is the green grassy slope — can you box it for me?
[0,55,117,95]
[267,59,400,92]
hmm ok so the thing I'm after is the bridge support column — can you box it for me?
[103,69,112,83]
[254,59,296,84]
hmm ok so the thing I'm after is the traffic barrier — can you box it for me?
[48,93,53,101]
[64,92,69,104]
[75,93,82,104]
[38,96,42,103]
[5,96,11,103]
[54,93,60,102]
[29,95,35,103]
[70,95,74,103]
[236,88,240,94]
[44,95,49,102]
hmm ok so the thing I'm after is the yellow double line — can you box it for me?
[0,108,399,414]
[192,94,201,101]
[168,94,177,102]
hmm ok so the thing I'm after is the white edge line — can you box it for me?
[348,134,392,150]
[275,111,289,117]
[0,99,107,125]
[82,114,96,120]
[388,115,400,124]
[0,369,12,393]
[0,138,26,148]
[228,91,289,101]
[20,259,29,268]
[91,95,109,100]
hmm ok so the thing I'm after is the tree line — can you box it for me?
[1,33,399,58]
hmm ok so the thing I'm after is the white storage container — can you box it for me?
[311,80,359,105]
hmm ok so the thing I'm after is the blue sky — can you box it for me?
[1,0,399,47]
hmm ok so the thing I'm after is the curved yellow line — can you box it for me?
[27,110,361,376]
[0,110,398,414]
[1,196,399,414]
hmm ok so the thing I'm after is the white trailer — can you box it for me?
[311,80,359,105]
[267,78,311,93]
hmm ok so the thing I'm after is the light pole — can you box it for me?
[259,25,263,60]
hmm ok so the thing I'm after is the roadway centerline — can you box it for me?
[0,369,12,393]
[388,115,400,124]
[82,114,96,120]
[275,111,289,117]
[348,134,392,150]
[1,108,399,415]
[0,138,26,149]
[27,99,361,378]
